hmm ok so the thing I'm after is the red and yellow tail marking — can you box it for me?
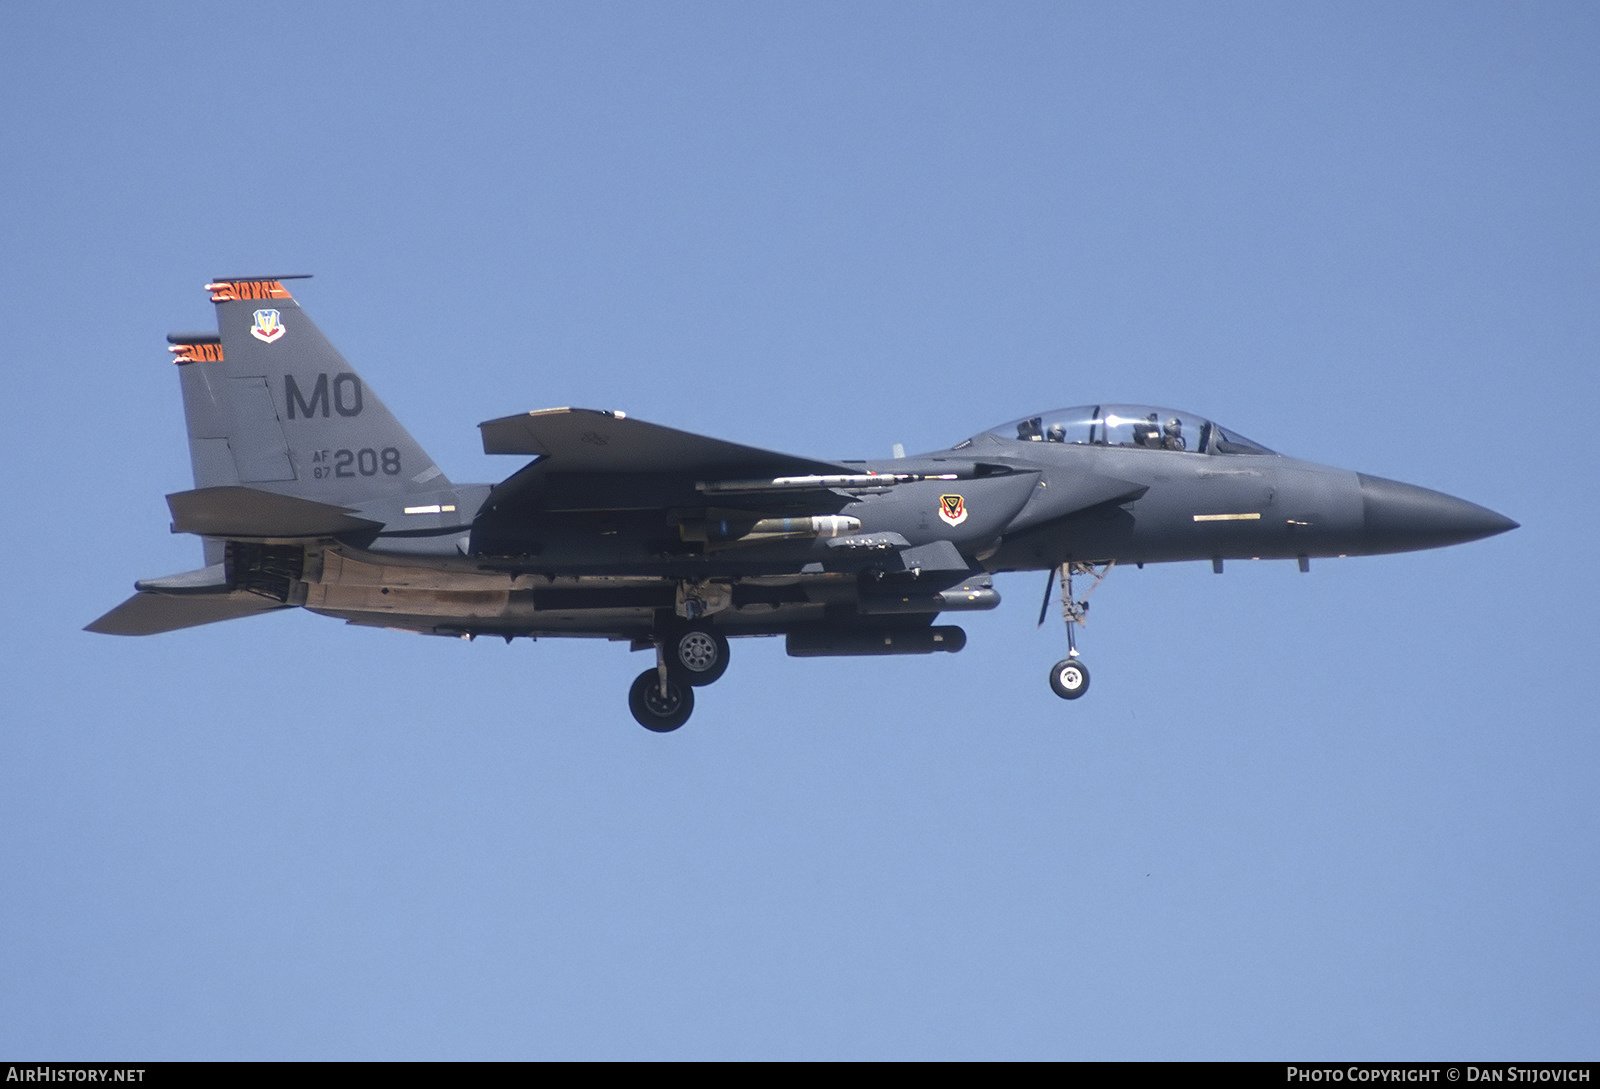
[168,341,225,363]
[206,280,294,303]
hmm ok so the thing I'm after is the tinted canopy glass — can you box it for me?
[976,405,1275,455]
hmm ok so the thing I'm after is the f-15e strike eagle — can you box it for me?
[89,277,1517,731]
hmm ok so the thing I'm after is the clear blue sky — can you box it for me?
[2,1,1595,1059]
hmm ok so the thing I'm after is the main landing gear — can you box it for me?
[1041,561,1113,702]
[628,667,695,732]
[667,625,730,687]
[626,622,732,732]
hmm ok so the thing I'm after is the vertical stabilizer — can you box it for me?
[171,276,451,506]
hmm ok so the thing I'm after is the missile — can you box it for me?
[697,473,958,495]
[680,514,862,545]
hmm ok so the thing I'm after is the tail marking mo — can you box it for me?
[286,373,364,419]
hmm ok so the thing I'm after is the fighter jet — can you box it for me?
[89,277,1518,731]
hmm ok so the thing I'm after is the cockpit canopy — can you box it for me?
[969,404,1275,456]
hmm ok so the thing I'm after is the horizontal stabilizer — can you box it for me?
[135,563,230,593]
[479,408,847,476]
[85,590,285,636]
[166,486,382,537]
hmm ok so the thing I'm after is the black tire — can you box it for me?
[668,625,730,687]
[628,669,695,732]
[1049,658,1090,700]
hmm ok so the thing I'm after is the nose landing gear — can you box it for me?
[1041,561,1112,701]
[1049,657,1090,699]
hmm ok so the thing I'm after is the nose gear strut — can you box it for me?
[1040,561,1113,700]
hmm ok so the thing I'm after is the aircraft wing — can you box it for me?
[479,408,850,477]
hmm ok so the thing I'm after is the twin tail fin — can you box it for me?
[173,276,451,502]
[89,277,456,636]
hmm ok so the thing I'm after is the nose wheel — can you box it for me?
[1049,657,1090,699]
[1039,561,1112,701]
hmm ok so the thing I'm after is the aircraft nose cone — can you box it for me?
[1358,473,1518,553]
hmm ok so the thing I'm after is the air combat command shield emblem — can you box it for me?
[938,493,968,527]
[250,308,286,343]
